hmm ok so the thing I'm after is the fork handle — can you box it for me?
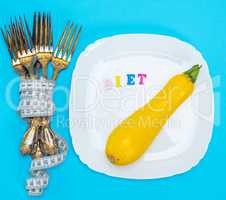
[52,68,60,81]
[25,64,35,79]
[42,64,48,79]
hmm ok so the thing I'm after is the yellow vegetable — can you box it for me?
[105,65,201,165]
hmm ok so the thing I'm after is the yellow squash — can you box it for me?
[105,65,201,165]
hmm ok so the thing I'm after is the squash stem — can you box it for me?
[184,64,202,83]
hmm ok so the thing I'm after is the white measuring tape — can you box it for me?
[18,79,55,118]
[26,136,68,195]
[18,79,68,196]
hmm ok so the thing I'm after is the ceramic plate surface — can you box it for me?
[69,34,214,179]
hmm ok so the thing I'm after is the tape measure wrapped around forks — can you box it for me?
[18,79,57,157]
[1,12,82,195]
[18,79,55,118]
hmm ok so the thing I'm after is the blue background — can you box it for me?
[0,0,225,199]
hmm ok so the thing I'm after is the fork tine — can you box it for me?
[68,25,82,61]
[24,15,33,49]
[19,16,29,52]
[42,13,45,49]
[6,29,17,59]
[37,12,41,50]
[39,12,43,49]
[1,28,10,47]
[48,13,53,49]
[1,28,14,59]
[10,19,21,55]
[54,21,70,56]
[11,22,20,53]
[59,22,74,56]
[44,13,48,47]
[20,21,29,53]
[32,12,36,46]
[63,25,77,58]
[8,24,17,52]
[10,18,17,45]
[35,12,39,49]
[16,18,24,52]
[15,18,25,53]
[36,12,39,49]
[11,23,19,52]
[47,14,50,45]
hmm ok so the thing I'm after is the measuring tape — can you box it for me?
[26,136,68,195]
[17,79,68,195]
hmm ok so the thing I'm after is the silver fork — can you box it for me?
[51,22,82,80]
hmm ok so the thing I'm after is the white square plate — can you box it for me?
[69,34,214,179]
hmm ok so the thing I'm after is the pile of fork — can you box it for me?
[2,12,81,81]
[1,12,81,158]
[1,12,81,195]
